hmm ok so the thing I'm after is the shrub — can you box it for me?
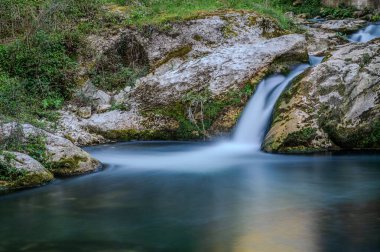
[0,31,78,98]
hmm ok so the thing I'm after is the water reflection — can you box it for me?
[0,142,379,252]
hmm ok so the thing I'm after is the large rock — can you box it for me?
[60,12,309,144]
[0,123,101,176]
[130,34,307,107]
[264,39,380,152]
[0,152,54,190]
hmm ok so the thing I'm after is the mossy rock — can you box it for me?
[6,171,54,190]
[48,155,100,177]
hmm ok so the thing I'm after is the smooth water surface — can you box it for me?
[0,141,379,252]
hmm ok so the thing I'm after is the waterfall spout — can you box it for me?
[232,56,323,150]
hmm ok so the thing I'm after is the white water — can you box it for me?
[233,56,323,150]
[349,23,380,42]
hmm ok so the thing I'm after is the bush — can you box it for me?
[0,31,78,97]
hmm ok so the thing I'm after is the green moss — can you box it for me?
[193,34,203,41]
[321,119,380,149]
[266,127,318,153]
[0,151,53,191]
[222,23,238,38]
[8,171,53,189]
[154,45,192,69]
[48,155,88,176]
[99,129,177,141]
[141,83,255,140]
[282,127,317,147]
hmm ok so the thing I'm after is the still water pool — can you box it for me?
[0,141,379,252]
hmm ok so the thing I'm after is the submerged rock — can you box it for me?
[0,152,54,190]
[264,39,380,152]
[0,124,101,176]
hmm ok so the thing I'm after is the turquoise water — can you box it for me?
[0,141,379,252]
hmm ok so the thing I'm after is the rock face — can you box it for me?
[264,39,380,152]
[0,152,54,190]
[0,123,101,176]
[59,11,309,144]
[304,19,367,55]
[131,34,307,107]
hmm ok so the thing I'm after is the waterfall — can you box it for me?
[232,56,323,150]
[349,23,380,42]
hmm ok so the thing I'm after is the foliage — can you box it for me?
[0,32,77,123]
[272,0,356,18]
[90,53,149,92]
[0,124,48,166]
[150,83,254,139]
[0,31,78,97]
[0,152,26,182]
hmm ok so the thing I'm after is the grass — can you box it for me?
[123,0,297,30]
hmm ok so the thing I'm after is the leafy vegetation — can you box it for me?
[0,126,48,167]
[0,152,25,182]
[90,55,149,92]
[148,84,254,139]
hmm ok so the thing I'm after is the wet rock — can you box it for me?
[264,39,380,152]
[0,152,54,190]
[0,123,101,176]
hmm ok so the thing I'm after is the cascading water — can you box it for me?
[349,22,380,42]
[233,56,323,150]
[231,22,380,151]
